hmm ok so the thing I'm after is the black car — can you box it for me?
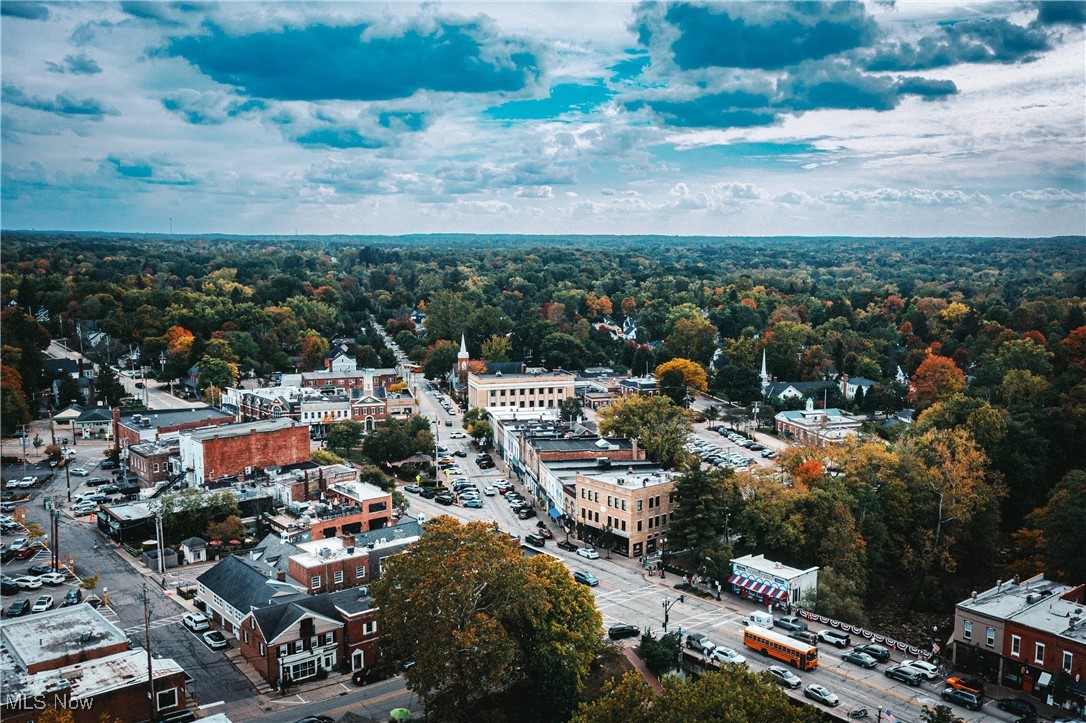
[516,507,537,519]
[853,643,892,662]
[419,487,439,499]
[608,624,641,640]
[61,589,83,607]
[885,664,922,686]
[85,477,108,486]
[557,540,578,552]
[789,630,819,645]
[435,494,454,506]
[996,698,1036,716]
[6,599,31,617]
[942,687,983,711]
[100,460,118,470]
[351,667,387,686]
[0,575,19,595]
[452,450,467,457]
[28,564,53,576]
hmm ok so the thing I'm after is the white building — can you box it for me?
[729,553,819,610]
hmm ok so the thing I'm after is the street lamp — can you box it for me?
[661,595,685,632]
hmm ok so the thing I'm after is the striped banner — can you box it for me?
[796,610,933,659]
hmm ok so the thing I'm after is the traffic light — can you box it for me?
[679,594,685,604]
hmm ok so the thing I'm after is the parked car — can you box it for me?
[885,664,923,686]
[686,633,716,654]
[557,540,578,552]
[419,487,439,499]
[711,647,747,665]
[71,502,99,515]
[61,589,82,607]
[842,651,879,669]
[31,595,53,613]
[100,460,118,469]
[5,599,31,617]
[773,615,808,632]
[516,507,537,520]
[70,467,89,477]
[28,564,53,576]
[767,665,802,689]
[901,659,940,680]
[525,533,546,546]
[483,486,497,496]
[817,629,851,648]
[997,698,1037,717]
[435,494,454,506]
[183,613,210,632]
[608,623,640,640]
[38,572,66,586]
[0,575,19,595]
[538,527,553,539]
[761,449,779,459]
[576,547,600,560]
[14,576,42,590]
[789,630,819,645]
[804,684,840,706]
[403,485,421,493]
[464,499,484,509]
[572,570,599,587]
[351,667,388,686]
[945,676,985,695]
[853,643,892,662]
[941,687,983,711]
[202,630,229,650]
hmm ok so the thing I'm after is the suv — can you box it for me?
[183,613,210,632]
[942,687,983,711]
[524,533,545,546]
[945,676,985,695]
[557,539,578,552]
[885,664,922,686]
[817,629,851,648]
[61,589,83,607]
[853,643,892,662]
[686,633,716,654]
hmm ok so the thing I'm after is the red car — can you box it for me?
[14,546,37,560]
[539,528,553,539]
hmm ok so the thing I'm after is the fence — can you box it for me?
[797,610,934,661]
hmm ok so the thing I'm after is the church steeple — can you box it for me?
[457,333,470,371]
[760,348,771,393]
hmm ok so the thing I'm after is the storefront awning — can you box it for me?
[1037,672,1052,687]
[728,573,741,585]
[548,507,561,520]
[742,578,760,591]
[774,588,789,600]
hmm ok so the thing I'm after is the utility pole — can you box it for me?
[51,508,60,572]
[64,461,72,503]
[156,512,165,575]
[139,581,156,723]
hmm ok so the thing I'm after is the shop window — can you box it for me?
[1035,642,1045,664]
[1011,635,1020,657]
[963,620,972,641]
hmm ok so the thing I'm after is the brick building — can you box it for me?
[467,371,575,411]
[127,438,178,487]
[178,419,311,486]
[300,368,398,393]
[953,576,1086,710]
[0,606,188,723]
[112,407,234,449]
[574,468,681,559]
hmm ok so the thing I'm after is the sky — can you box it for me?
[1,1,1084,237]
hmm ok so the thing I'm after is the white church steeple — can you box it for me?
[760,348,771,394]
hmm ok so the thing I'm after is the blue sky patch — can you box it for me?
[485,82,613,120]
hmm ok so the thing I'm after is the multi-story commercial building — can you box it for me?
[178,419,311,486]
[466,372,575,412]
[952,575,1086,710]
[574,468,680,559]
[300,368,397,393]
[127,438,178,487]
[112,407,234,449]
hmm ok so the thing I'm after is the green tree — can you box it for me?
[95,364,126,407]
[598,395,692,469]
[667,462,740,557]
[55,373,83,408]
[1026,470,1086,583]
[157,489,240,543]
[468,418,492,447]
[637,631,682,677]
[362,418,414,465]
[920,704,965,723]
[311,449,345,465]
[665,316,718,363]
[326,419,364,458]
[558,396,584,423]
[481,334,511,362]
[423,340,460,380]
[539,332,589,371]
[811,567,867,623]
[197,355,239,392]
[371,517,601,722]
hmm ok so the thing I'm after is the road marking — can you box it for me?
[198,701,224,711]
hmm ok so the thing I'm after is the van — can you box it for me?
[747,611,774,627]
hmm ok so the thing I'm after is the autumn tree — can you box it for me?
[665,316,718,363]
[0,363,31,434]
[205,514,246,543]
[655,358,708,406]
[481,334,512,362]
[371,517,601,722]
[423,339,460,380]
[298,331,330,371]
[572,667,822,723]
[908,355,966,408]
[920,704,965,723]
[598,395,692,468]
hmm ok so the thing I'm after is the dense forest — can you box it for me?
[2,232,1084,624]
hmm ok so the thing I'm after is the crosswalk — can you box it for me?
[122,612,187,634]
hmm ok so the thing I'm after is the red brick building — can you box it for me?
[178,419,311,486]
[953,575,1086,711]
[300,368,397,393]
[112,407,234,449]
[127,439,177,487]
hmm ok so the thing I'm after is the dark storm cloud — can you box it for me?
[164,21,539,102]
[867,17,1051,70]
[648,1,878,70]
[1033,1,1086,26]
[2,83,119,119]
[46,53,102,75]
[1,2,49,20]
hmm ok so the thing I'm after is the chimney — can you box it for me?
[630,438,639,459]
[276,570,285,582]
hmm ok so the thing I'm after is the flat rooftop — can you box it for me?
[328,480,389,503]
[732,553,816,579]
[957,576,1073,620]
[118,407,229,429]
[0,604,128,672]
[6,647,183,702]
[532,437,633,454]
[579,468,679,489]
[101,501,154,521]
[184,418,299,441]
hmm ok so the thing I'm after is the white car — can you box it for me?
[70,502,99,515]
[901,659,940,681]
[17,476,37,488]
[38,572,67,586]
[14,576,43,590]
[183,612,210,632]
[70,467,89,477]
[711,647,747,665]
[483,486,497,496]
[449,431,466,439]
[576,547,600,560]
[32,595,54,613]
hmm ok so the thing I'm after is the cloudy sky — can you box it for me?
[2,1,1083,237]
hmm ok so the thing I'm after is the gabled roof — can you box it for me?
[249,588,374,643]
[76,406,113,423]
[846,377,877,387]
[764,380,835,398]
[54,404,85,419]
[196,555,306,613]
[181,537,207,549]
[44,358,79,376]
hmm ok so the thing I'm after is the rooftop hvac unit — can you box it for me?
[319,548,331,559]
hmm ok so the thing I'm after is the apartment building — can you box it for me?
[574,468,681,559]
